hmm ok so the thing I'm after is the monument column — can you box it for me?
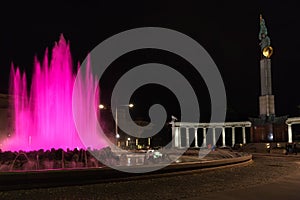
[250,14,288,143]
[259,58,275,117]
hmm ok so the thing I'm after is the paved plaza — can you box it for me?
[1,154,299,199]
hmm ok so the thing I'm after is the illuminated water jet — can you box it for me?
[3,35,106,151]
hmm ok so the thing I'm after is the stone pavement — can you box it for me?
[0,153,298,200]
[202,166,300,200]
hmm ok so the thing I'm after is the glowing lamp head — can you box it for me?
[128,103,134,108]
[99,104,105,109]
[262,46,273,58]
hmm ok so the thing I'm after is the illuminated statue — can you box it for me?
[259,14,273,58]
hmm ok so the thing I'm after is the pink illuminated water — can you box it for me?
[3,35,106,151]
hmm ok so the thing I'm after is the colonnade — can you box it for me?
[286,117,300,143]
[170,121,252,148]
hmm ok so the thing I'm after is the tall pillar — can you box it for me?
[202,128,207,148]
[222,127,226,147]
[194,128,198,147]
[186,128,190,147]
[231,127,235,147]
[259,59,275,117]
[288,124,293,143]
[242,126,246,144]
[212,128,216,145]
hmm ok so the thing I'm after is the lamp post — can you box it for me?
[115,104,134,147]
[126,137,131,147]
[99,103,134,147]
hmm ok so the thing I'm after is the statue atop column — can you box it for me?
[259,14,273,58]
[250,14,288,143]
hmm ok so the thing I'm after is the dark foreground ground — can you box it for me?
[0,154,299,200]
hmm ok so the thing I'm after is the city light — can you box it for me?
[98,104,105,109]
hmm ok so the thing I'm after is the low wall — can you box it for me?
[0,154,252,191]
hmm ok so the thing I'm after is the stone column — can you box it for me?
[231,127,235,147]
[194,128,198,147]
[174,127,179,147]
[288,124,293,143]
[171,122,175,148]
[212,128,216,146]
[186,128,190,147]
[178,128,181,148]
[222,127,226,147]
[259,59,275,116]
[202,128,207,148]
[242,126,246,144]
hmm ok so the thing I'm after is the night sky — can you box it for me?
[1,0,300,122]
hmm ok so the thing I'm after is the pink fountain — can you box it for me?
[3,35,106,151]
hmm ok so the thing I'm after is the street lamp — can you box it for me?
[128,103,134,108]
[126,137,131,147]
[115,104,134,147]
[99,103,134,147]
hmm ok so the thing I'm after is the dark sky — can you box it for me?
[1,0,300,122]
